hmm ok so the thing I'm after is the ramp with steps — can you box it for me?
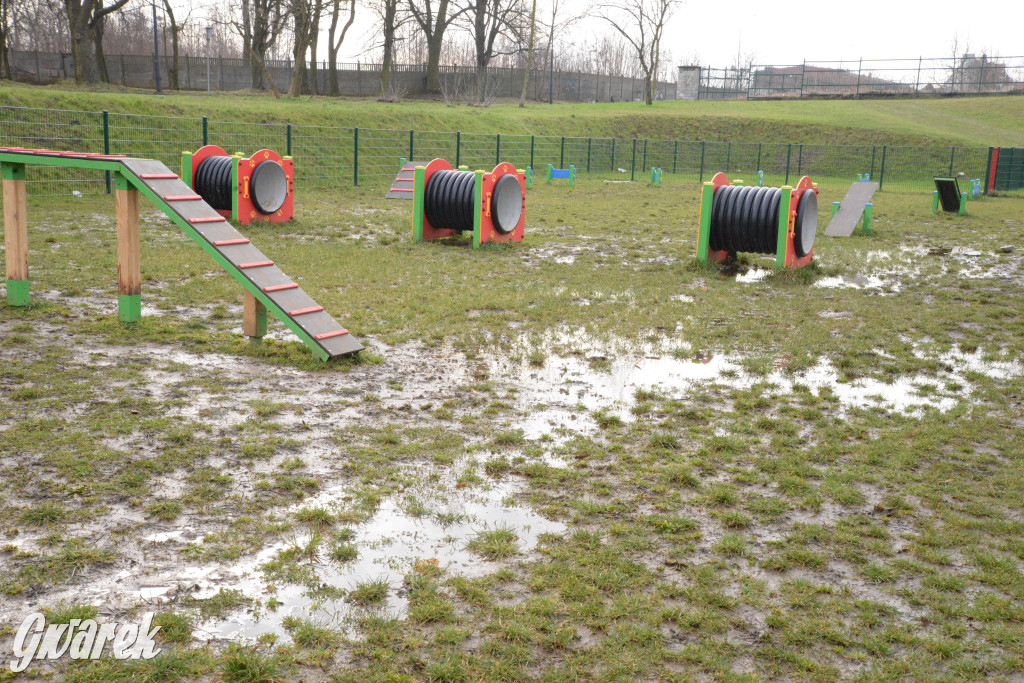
[0,147,362,361]
[385,160,429,199]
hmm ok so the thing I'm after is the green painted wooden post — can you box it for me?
[102,110,111,193]
[560,136,565,169]
[983,147,994,196]
[353,127,359,186]
[412,165,425,241]
[878,145,887,190]
[1,161,29,306]
[696,182,714,263]
[785,144,792,185]
[410,129,415,161]
[630,138,636,182]
[286,124,292,156]
[699,141,706,182]
[862,203,873,235]
[775,186,793,269]
[456,131,461,167]
[472,170,484,249]
[202,116,208,145]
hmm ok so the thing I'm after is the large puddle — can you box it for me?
[158,471,566,642]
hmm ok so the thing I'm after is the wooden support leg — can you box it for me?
[243,291,267,342]
[2,162,29,307]
[115,173,141,322]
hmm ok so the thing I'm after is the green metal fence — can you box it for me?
[0,105,1010,198]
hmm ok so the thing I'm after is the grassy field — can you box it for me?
[2,81,1024,147]
[2,88,1024,681]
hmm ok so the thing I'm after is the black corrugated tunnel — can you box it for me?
[709,185,817,257]
[424,169,523,233]
[195,155,288,215]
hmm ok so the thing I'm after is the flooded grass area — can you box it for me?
[2,178,1024,681]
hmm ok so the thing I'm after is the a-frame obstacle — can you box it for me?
[0,147,362,361]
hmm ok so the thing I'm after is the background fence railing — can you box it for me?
[4,50,676,103]
[692,56,1024,100]
[0,105,1012,198]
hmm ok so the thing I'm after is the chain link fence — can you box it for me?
[0,105,1013,198]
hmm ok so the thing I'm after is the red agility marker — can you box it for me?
[315,329,349,340]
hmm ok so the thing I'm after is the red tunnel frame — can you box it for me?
[186,145,294,226]
[418,158,526,247]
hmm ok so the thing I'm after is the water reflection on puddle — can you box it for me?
[491,330,1023,441]
[193,478,565,643]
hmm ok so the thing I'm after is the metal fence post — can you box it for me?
[611,138,615,171]
[529,135,534,169]
[202,116,208,146]
[456,131,461,167]
[287,124,292,156]
[878,145,887,190]
[699,141,706,182]
[785,143,792,185]
[410,129,414,161]
[756,143,762,173]
[642,139,648,173]
[353,127,359,186]
[798,143,804,175]
[630,138,636,182]
[496,133,500,165]
[870,145,877,178]
[673,140,678,174]
[726,141,731,171]
[102,110,111,193]
[587,137,592,173]
[948,146,955,176]
[983,147,994,196]
[560,136,565,169]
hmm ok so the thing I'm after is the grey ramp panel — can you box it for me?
[386,160,429,199]
[825,181,879,237]
[120,158,363,358]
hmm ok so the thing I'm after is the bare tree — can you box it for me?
[287,0,324,96]
[160,0,192,89]
[1,0,13,79]
[64,0,131,83]
[598,0,677,104]
[457,0,524,104]
[372,0,405,95]
[326,0,355,95]
[408,0,463,93]
[232,0,288,90]
[516,0,534,106]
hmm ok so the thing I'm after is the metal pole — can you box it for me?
[353,127,359,186]
[152,0,162,94]
[672,140,677,175]
[202,116,208,145]
[530,135,534,169]
[785,143,792,185]
[287,124,292,156]
[587,137,591,173]
[205,26,212,94]
[948,146,955,176]
[559,136,564,169]
[410,129,414,160]
[878,145,887,190]
[496,133,500,165]
[699,141,705,182]
[455,131,461,167]
[630,138,636,182]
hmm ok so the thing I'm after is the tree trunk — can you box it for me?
[91,16,108,82]
[327,0,354,96]
[66,0,97,83]
[518,0,536,107]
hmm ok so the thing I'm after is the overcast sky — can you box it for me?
[326,0,1021,69]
